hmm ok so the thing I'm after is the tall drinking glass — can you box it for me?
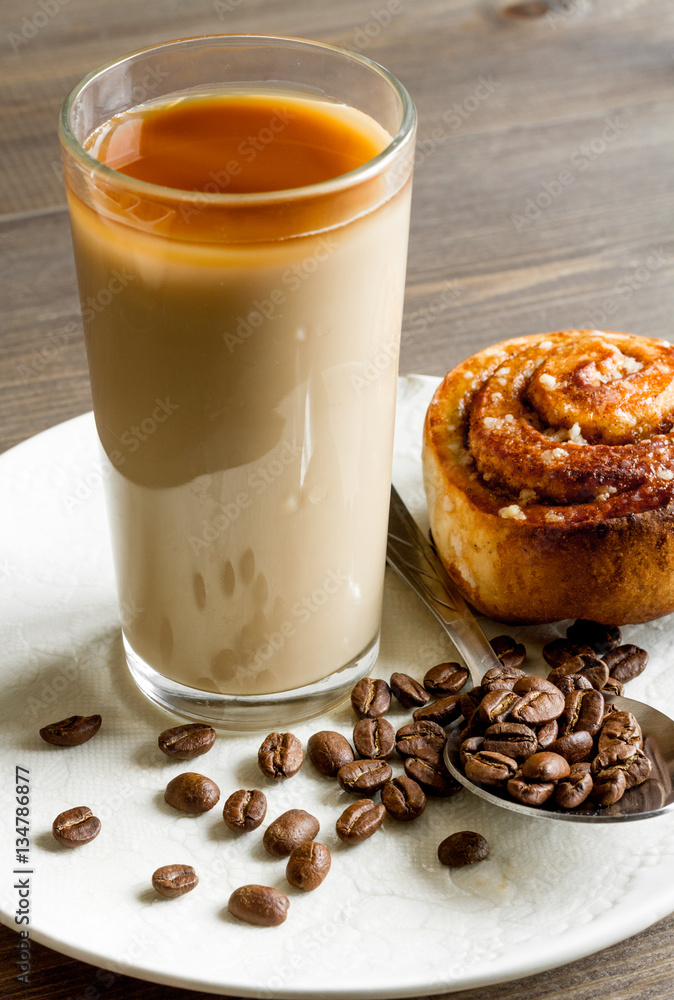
[59,35,416,731]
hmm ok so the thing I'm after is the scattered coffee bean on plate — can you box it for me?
[438,831,490,867]
[423,662,469,696]
[412,694,462,727]
[390,672,429,708]
[263,809,320,857]
[228,885,289,926]
[336,799,386,844]
[40,715,101,747]
[52,806,101,847]
[307,731,354,776]
[223,789,267,832]
[164,772,220,813]
[351,677,391,718]
[257,731,303,779]
[381,776,426,821]
[395,720,446,762]
[157,723,216,760]
[337,758,392,794]
[151,864,199,898]
[353,717,395,760]
[286,841,331,891]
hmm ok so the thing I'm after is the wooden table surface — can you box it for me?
[2,0,674,996]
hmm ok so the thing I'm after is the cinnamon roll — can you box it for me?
[422,330,674,624]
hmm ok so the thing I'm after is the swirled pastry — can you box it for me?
[422,330,674,624]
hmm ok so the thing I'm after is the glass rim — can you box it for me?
[58,33,417,207]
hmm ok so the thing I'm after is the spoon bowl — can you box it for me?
[387,485,674,822]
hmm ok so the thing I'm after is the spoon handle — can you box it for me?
[386,486,501,685]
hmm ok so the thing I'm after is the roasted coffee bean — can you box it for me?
[558,689,605,737]
[351,677,391,719]
[353,717,396,760]
[40,714,101,747]
[424,662,469,696]
[307,731,354,776]
[483,722,537,760]
[438,831,490,867]
[157,723,216,760]
[602,644,648,684]
[548,671,593,696]
[460,735,484,766]
[597,710,643,752]
[521,751,570,782]
[602,677,624,698]
[512,676,560,695]
[536,718,559,747]
[591,767,627,806]
[575,653,609,690]
[286,842,331,892]
[570,760,592,774]
[459,688,483,726]
[478,690,523,724]
[257,731,303,780]
[222,789,267,832]
[556,770,594,809]
[396,720,446,762]
[336,799,386,844]
[481,665,525,693]
[337,758,392,794]
[228,885,289,926]
[390,672,429,708]
[164,772,220,813]
[542,637,594,669]
[52,806,101,847]
[381,776,426,821]
[463,750,518,786]
[510,688,565,725]
[566,619,621,653]
[547,731,594,764]
[507,776,555,806]
[404,756,462,797]
[263,809,320,857]
[151,864,199,898]
[591,742,652,789]
[490,635,526,670]
[413,694,462,727]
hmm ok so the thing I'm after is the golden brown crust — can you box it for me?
[422,330,674,624]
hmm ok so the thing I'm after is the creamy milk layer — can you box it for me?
[67,92,412,695]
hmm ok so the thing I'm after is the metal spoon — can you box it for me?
[386,485,674,822]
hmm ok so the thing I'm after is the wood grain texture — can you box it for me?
[2,0,674,996]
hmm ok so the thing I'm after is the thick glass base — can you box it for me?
[123,632,379,733]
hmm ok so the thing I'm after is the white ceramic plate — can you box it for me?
[1,374,674,998]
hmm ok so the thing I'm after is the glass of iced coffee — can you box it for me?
[59,35,416,730]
